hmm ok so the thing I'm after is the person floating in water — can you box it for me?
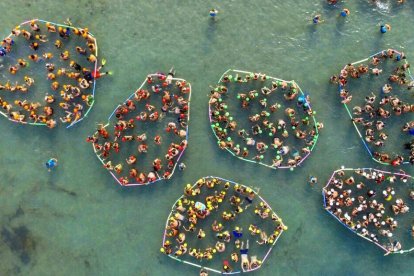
[199,268,208,276]
[313,14,323,24]
[340,9,350,17]
[165,67,176,85]
[380,24,391,34]
[178,162,186,170]
[309,176,318,186]
[46,158,58,172]
[84,58,112,81]
[209,9,218,17]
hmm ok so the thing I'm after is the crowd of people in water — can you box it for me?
[323,169,414,254]
[331,49,414,166]
[0,19,107,128]
[209,71,322,169]
[87,71,190,185]
[161,177,286,273]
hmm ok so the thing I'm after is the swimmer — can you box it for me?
[313,14,323,24]
[75,46,87,55]
[209,9,218,17]
[60,50,70,60]
[340,9,350,17]
[309,176,318,186]
[30,42,39,51]
[231,252,239,263]
[250,256,261,269]
[35,34,48,42]
[222,260,232,273]
[382,84,392,93]
[198,229,206,239]
[215,241,226,253]
[165,67,175,85]
[43,52,53,59]
[380,24,391,34]
[45,158,58,172]
[44,22,56,32]
[212,220,224,232]
[372,68,383,75]
[30,20,40,32]
[84,59,112,80]
[28,54,39,62]
[87,54,97,63]
[199,268,208,276]
[64,18,73,26]
[54,39,63,48]
[178,162,186,170]
[240,240,250,272]
[257,231,269,245]
[70,60,82,71]
[126,155,137,165]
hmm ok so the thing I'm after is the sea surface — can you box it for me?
[1,0,414,275]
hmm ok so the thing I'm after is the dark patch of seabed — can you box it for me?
[1,225,36,265]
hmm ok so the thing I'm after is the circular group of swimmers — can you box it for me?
[0,19,108,128]
[87,70,190,185]
[332,49,414,165]
[209,71,322,169]
[324,169,414,254]
[161,177,286,273]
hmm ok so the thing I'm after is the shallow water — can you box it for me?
[1,0,414,275]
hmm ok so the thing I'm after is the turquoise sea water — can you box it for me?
[1,0,414,275]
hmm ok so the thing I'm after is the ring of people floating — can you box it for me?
[161,176,287,274]
[209,69,322,170]
[88,72,191,186]
[0,19,103,128]
[323,168,414,255]
[334,49,414,166]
